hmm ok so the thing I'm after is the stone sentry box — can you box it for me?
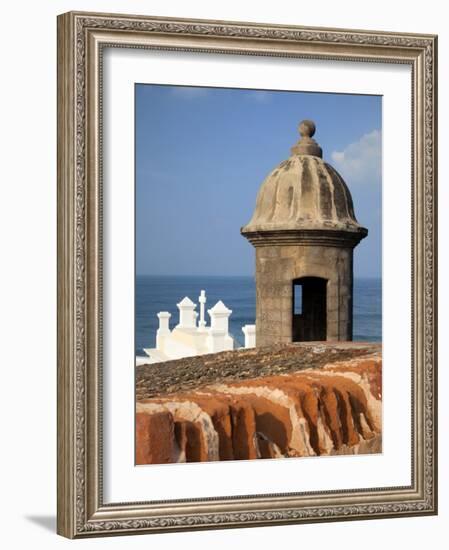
[241,120,368,347]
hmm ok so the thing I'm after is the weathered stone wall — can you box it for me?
[136,343,381,464]
[255,244,353,346]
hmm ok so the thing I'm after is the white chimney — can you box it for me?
[176,296,197,329]
[208,300,232,335]
[242,324,256,348]
[156,311,171,349]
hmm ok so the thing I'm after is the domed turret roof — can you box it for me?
[241,120,367,244]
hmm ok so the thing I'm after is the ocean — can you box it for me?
[135,275,381,355]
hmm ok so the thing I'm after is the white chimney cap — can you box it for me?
[208,300,232,314]
[177,296,196,308]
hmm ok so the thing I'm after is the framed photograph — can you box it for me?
[57,11,437,538]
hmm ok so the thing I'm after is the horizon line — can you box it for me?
[136,273,382,279]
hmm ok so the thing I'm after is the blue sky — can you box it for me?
[136,84,382,278]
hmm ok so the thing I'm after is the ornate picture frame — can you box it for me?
[57,11,437,538]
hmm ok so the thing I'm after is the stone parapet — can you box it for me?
[136,342,382,464]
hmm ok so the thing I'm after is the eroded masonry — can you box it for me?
[241,120,367,346]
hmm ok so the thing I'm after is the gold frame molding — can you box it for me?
[57,11,438,538]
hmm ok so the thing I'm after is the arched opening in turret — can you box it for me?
[292,277,327,342]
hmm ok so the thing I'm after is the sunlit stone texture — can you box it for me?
[136,343,381,464]
[241,120,368,346]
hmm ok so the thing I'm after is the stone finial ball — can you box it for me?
[299,120,316,138]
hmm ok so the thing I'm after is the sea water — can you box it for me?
[135,275,381,355]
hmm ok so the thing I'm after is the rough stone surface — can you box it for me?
[241,155,366,235]
[136,342,380,399]
[254,244,353,346]
[136,411,176,465]
[136,343,382,464]
[240,121,368,347]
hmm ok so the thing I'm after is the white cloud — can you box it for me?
[330,129,381,185]
[170,86,210,99]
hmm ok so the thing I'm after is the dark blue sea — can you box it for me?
[135,276,381,355]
